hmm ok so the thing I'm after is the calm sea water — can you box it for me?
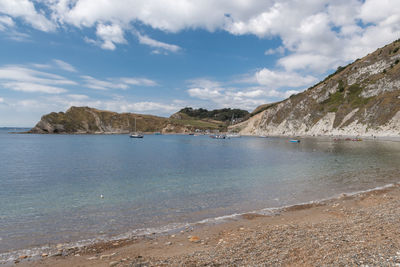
[1,128,400,258]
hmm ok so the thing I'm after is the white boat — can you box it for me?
[130,118,144,138]
[210,134,226,139]
[226,133,241,138]
[130,133,143,138]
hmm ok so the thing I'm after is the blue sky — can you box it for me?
[0,0,399,126]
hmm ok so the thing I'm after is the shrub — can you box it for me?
[338,80,345,92]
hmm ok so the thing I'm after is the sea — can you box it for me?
[1,128,399,263]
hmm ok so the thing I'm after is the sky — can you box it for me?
[0,0,399,126]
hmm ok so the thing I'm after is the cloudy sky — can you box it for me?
[0,0,399,126]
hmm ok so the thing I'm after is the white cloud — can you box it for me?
[28,95,180,116]
[0,15,14,30]
[81,75,157,90]
[186,78,298,111]
[0,65,76,86]
[3,82,67,94]
[2,0,398,74]
[53,59,77,72]
[95,23,127,50]
[265,46,285,56]
[0,15,31,41]
[0,97,4,103]
[81,75,128,90]
[187,87,222,100]
[67,94,89,100]
[116,101,179,113]
[120,77,158,86]
[0,65,77,94]
[137,33,181,53]
[255,68,317,88]
[0,0,56,32]
[187,78,222,89]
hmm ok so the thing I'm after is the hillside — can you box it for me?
[172,107,249,122]
[29,106,229,134]
[231,39,400,137]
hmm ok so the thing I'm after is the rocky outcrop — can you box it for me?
[30,107,168,134]
[29,106,224,134]
[231,39,400,137]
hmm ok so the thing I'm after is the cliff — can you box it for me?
[231,39,400,137]
[29,106,228,134]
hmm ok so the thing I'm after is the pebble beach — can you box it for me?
[15,183,400,266]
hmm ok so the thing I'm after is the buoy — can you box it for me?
[100,194,104,199]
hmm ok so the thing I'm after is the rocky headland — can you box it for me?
[29,107,248,134]
[231,39,400,137]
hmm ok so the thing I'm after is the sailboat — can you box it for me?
[130,117,144,138]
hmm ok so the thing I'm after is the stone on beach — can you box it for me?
[189,236,201,243]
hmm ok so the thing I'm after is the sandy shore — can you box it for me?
[14,184,400,266]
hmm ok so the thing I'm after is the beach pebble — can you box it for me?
[56,243,63,249]
[112,242,119,246]
[109,261,119,267]
[87,256,98,260]
[52,252,63,257]
[165,241,172,246]
[171,234,176,238]
[100,254,111,260]
[41,253,48,257]
[189,236,200,243]
[18,255,28,259]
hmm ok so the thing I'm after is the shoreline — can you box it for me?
[12,130,400,141]
[8,131,400,142]
[10,182,400,266]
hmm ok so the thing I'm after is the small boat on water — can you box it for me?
[289,139,300,143]
[226,133,241,138]
[130,118,144,138]
[210,134,226,139]
[130,133,144,138]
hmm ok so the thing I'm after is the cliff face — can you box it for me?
[30,107,169,134]
[30,106,227,134]
[231,40,400,137]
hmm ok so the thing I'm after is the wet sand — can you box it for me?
[13,183,400,266]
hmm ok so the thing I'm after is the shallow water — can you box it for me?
[1,129,399,257]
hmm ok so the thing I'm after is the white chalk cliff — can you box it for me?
[232,40,400,137]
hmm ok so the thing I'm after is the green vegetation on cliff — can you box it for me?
[30,106,246,134]
[176,107,249,122]
[231,38,400,136]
